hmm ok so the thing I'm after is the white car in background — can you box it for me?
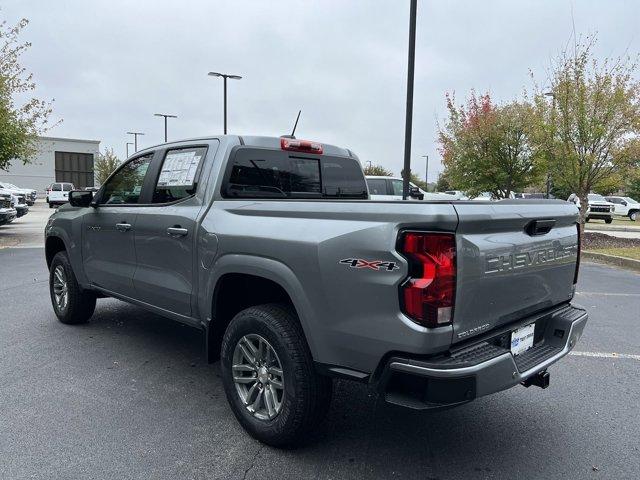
[444,190,469,200]
[47,182,75,208]
[365,176,453,201]
[0,181,37,206]
[605,196,640,221]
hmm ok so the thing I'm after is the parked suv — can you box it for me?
[45,135,587,447]
[0,191,16,226]
[605,196,640,221]
[47,182,75,208]
[567,193,614,223]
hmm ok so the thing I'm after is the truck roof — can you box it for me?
[134,135,355,159]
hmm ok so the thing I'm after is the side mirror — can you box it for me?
[69,190,93,208]
[621,201,627,206]
[409,186,424,200]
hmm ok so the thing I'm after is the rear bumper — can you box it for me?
[378,303,587,409]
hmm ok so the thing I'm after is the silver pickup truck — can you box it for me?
[45,135,587,446]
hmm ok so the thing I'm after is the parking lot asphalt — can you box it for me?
[1,247,639,479]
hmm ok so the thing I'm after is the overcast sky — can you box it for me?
[3,0,638,180]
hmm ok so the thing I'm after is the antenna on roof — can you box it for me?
[281,110,301,139]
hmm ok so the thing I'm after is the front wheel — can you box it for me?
[220,304,332,447]
[630,211,638,222]
[605,218,613,224]
[49,251,96,324]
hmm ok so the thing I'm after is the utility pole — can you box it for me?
[126,142,133,158]
[126,131,145,153]
[154,113,177,142]
[208,71,242,134]
[422,154,429,192]
[402,0,418,200]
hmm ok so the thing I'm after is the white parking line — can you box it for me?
[570,351,640,361]
[576,292,640,297]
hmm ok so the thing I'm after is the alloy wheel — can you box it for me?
[52,265,68,312]
[232,334,285,420]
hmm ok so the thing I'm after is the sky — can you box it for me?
[3,0,639,182]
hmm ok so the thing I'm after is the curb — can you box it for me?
[586,226,640,233]
[583,251,640,272]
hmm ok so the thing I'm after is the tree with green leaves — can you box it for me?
[438,92,542,199]
[530,36,640,230]
[363,163,393,176]
[94,148,121,186]
[0,18,55,171]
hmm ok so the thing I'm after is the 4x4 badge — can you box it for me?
[339,258,400,271]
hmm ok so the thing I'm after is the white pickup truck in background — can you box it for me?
[605,196,640,221]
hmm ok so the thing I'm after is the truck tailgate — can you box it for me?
[451,200,579,344]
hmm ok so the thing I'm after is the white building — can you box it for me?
[0,136,100,192]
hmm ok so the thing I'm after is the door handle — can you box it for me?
[167,227,188,237]
[115,222,132,232]
[525,219,556,236]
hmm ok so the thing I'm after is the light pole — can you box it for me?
[544,92,556,199]
[126,131,145,153]
[208,71,242,134]
[402,0,418,200]
[422,154,429,192]
[154,113,177,142]
[126,142,133,158]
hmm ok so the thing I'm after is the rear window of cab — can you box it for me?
[222,147,367,199]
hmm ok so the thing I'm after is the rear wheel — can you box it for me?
[220,304,332,447]
[49,251,96,324]
[48,202,54,208]
[605,218,613,224]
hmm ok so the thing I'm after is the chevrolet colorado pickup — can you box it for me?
[45,135,587,447]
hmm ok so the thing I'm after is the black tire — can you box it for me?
[220,303,332,447]
[605,218,613,224]
[49,251,96,324]
[48,202,54,209]
[585,217,590,223]
[630,211,638,222]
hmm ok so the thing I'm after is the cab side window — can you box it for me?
[152,147,207,203]
[100,153,153,205]
[391,179,404,196]
[366,179,388,195]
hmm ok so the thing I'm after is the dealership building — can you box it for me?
[0,136,101,193]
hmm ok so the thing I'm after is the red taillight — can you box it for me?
[574,223,581,284]
[399,232,456,328]
[280,138,323,154]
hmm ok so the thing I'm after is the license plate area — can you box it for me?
[511,323,535,356]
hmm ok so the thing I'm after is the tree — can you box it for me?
[399,169,426,190]
[94,148,121,185]
[530,36,640,230]
[435,172,452,192]
[363,163,393,176]
[0,18,55,171]
[438,92,542,199]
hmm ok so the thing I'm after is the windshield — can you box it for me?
[588,194,606,202]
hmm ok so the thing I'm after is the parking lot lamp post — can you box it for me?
[422,154,429,192]
[154,113,178,142]
[544,92,556,199]
[126,142,133,158]
[402,0,418,200]
[126,132,145,153]
[208,72,242,134]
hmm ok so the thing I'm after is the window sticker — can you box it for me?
[157,151,202,187]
